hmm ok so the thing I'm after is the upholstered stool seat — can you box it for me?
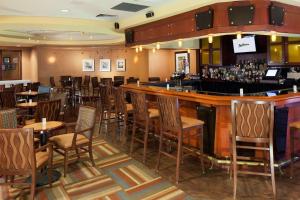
[126,103,133,112]
[49,133,89,149]
[148,108,159,118]
[181,116,204,129]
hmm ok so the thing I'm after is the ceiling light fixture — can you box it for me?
[178,40,183,47]
[208,35,213,43]
[271,32,277,42]
[60,9,69,13]
[156,42,160,50]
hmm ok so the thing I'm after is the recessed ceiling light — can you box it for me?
[60,9,69,13]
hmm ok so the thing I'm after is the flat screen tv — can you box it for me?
[266,69,278,77]
[233,36,256,53]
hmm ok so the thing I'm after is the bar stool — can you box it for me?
[99,84,114,133]
[231,100,276,200]
[113,87,133,143]
[130,92,159,164]
[289,121,300,178]
[156,95,205,184]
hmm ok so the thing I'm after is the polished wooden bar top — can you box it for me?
[122,84,300,107]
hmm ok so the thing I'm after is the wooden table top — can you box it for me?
[16,102,37,108]
[16,91,38,96]
[24,121,64,132]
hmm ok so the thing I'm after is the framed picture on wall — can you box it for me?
[175,51,190,74]
[116,59,126,72]
[82,59,95,72]
[100,59,111,72]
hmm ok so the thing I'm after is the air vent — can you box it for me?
[96,13,117,17]
[111,2,149,12]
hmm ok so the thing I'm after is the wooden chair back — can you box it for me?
[75,106,96,139]
[74,77,82,90]
[99,85,111,107]
[231,100,274,143]
[130,92,149,121]
[83,75,90,86]
[14,83,24,93]
[91,77,99,88]
[50,92,67,112]
[0,89,16,108]
[35,99,61,122]
[28,82,40,91]
[0,109,18,128]
[156,95,182,132]
[114,87,126,115]
[0,128,35,175]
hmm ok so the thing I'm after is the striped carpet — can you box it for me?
[0,138,192,200]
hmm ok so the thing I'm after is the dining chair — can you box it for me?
[130,91,159,164]
[25,99,61,125]
[50,76,56,88]
[82,75,90,95]
[50,92,67,120]
[0,88,16,109]
[156,95,205,184]
[0,128,53,200]
[231,100,276,199]
[49,106,96,176]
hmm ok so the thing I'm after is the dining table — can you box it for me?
[16,102,37,115]
[16,91,38,101]
[23,121,65,186]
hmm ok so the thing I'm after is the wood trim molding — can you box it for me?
[126,0,300,46]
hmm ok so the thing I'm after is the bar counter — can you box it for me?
[122,83,300,162]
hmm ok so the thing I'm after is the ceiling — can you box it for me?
[0,0,300,47]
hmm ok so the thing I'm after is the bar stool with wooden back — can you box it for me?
[156,95,205,184]
[91,77,99,96]
[99,84,114,133]
[113,87,133,143]
[130,92,159,164]
[0,128,53,200]
[82,75,90,95]
[288,120,300,178]
[231,100,276,199]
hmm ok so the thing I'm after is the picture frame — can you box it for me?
[100,59,111,72]
[175,51,190,74]
[82,59,95,72]
[116,59,126,72]
[3,57,10,65]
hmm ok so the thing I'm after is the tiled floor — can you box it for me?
[98,119,300,200]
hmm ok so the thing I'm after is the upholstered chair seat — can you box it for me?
[50,133,89,149]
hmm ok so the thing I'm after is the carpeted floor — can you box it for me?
[0,138,192,200]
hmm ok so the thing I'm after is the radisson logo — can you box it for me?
[238,43,250,47]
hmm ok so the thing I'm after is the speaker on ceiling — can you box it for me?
[114,22,120,29]
[125,30,134,44]
[228,5,255,26]
[146,11,154,18]
[195,9,214,31]
[269,4,285,26]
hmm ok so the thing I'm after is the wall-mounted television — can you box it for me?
[233,36,256,53]
[266,69,278,77]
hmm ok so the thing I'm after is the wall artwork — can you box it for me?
[100,59,111,72]
[175,51,190,74]
[82,59,95,72]
[116,59,126,72]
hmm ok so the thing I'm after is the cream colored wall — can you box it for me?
[36,46,149,85]
[22,48,38,82]
[149,49,197,80]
